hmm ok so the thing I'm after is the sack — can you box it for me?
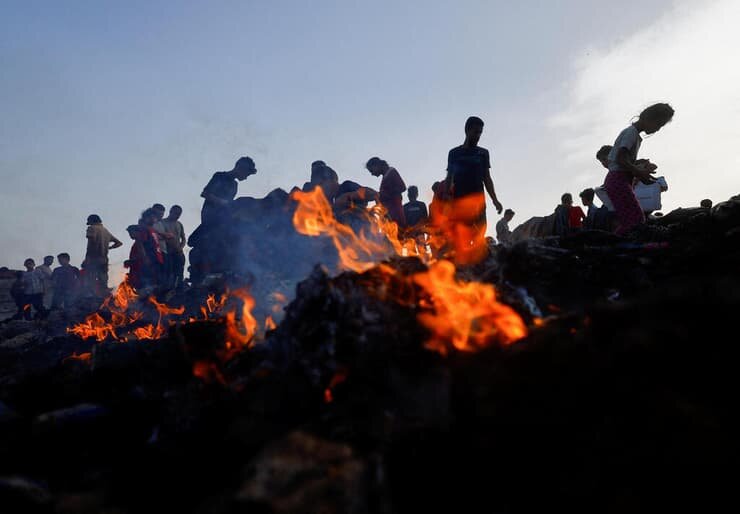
[594,186,615,212]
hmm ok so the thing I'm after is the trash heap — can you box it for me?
[1,194,739,514]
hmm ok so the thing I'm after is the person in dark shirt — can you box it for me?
[444,116,503,264]
[366,157,406,226]
[51,253,80,310]
[303,160,340,203]
[200,156,257,225]
[403,186,428,228]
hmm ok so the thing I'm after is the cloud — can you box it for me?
[550,0,740,209]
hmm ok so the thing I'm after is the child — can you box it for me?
[51,253,80,310]
[566,194,586,230]
[17,258,47,320]
[605,103,675,235]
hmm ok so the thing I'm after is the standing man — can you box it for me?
[445,116,503,263]
[159,205,187,290]
[496,209,515,245]
[37,255,54,307]
[83,214,123,296]
[365,157,406,226]
[200,156,257,226]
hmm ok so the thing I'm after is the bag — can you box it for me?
[594,186,615,212]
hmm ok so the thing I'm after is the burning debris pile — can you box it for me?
[1,194,739,513]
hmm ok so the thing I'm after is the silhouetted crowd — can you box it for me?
[6,105,717,322]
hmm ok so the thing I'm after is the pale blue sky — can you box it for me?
[3,0,736,273]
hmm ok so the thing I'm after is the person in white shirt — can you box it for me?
[496,209,515,244]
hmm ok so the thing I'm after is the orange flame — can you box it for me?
[292,187,403,273]
[67,313,119,342]
[264,315,277,331]
[224,288,258,358]
[132,324,166,340]
[414,260,527,355]
[206,293,227,314]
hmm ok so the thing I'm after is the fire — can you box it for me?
[414,260,527,354]
[67,313,119,342]
[67,278,185,343]
[292,187,405,273]
[224,288,258,357]
[132,324,166,340]
[206,293,227,315]
[264,315,277,331]
[292,186,527,355]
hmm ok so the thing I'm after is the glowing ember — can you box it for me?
[63,352,92,363]
[414,260,527,355]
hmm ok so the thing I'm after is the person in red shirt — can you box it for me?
[365,157,406,226]
[564,193,586,230]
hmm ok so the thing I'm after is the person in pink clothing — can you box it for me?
[605,103,674,236]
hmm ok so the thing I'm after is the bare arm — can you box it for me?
[109,237,123,249]
[616,148,656,183]
[483,170,503,214]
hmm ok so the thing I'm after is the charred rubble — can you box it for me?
[1,195,739,513]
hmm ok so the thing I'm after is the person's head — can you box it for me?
[637,103,675,134]
[579,188,595,206]
[24,258,35,270]
[141,208,158,226]
[152,204,166,220]
[596,145,612,168]
[561,193,573,206]
[126,224,140,240]
[168,205,183,221]
[504,208,515,221]
[57,253,71,265]
[464,116,485,146]
[310,160,327,179]
[234,156,257,180]
[87,214,102,225]
[43,255,54,267]
[366,157,389,177]
[408,185,419,201]
[700,198,713,209]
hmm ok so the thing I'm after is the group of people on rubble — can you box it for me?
[8,204,187,320]
[550,103,677,238]
[7,102,705,321]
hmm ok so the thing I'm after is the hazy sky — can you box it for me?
[1,0,738,274]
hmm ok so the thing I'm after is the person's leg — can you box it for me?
[30,294,47,319]
[604,171,645,236]
[173,252,185,289]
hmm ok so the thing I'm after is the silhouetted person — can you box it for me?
[51,253,79,310]
[16,258,47,320]
[580,187,612,231]
[700,199,713,209]
[366,157,407,226]
[201,156,257,226]
[403,186,428,228]
[605,103,675,235]
[125,209,164,290]
[37,255,54,307]
[303,161,340,203]
[496,209,515,244]
[160,205,187,290]
[553,194,571,236]
[445,116,503,263]
[567,193,586,230]
[83,214,122,296]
